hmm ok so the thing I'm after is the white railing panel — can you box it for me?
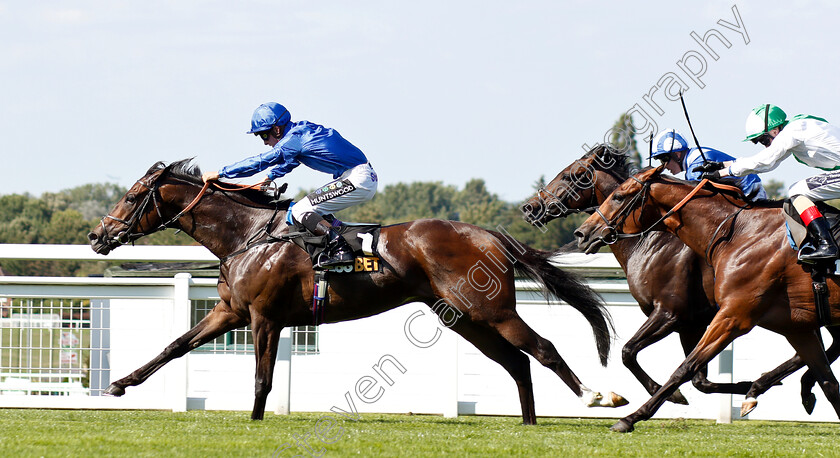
[0,244,217,262]
[0,245,836,423]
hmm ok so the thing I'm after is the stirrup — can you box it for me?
[798,242,839,263]
[316,250,354,268]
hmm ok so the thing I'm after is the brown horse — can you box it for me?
[519,145,839,414]
[575,165,840,432]
[520,145,754,404]
[88,159,627,423]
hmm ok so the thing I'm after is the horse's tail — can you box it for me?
[489,231,614,366]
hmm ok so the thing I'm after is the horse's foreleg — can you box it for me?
[678,324,753,397]
[249,316,282,421]
[448,317,536,425]
[611,313,751,433]
[106,302,246,396]
[622,306,688,404]
[785,330,840,419]
[493,314,628,408]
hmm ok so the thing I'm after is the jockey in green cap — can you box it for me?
[697,104,840,262]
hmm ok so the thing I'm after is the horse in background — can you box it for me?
[576,165,840,432]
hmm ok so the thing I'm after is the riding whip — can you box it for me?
[679,90,708,162]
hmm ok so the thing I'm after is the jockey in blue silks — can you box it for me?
[203,102,378,267]
[649,129,767,201]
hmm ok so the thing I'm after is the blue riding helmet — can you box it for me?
[649,129,690,160]
[247,102,291,134]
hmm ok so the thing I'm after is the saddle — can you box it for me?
[286,214,382,273]
[283,213,382,325]
[783,200,840,256]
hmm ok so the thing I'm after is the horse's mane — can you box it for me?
[584,144,636,180]
[148,158,292,208]
[581,148,785,209]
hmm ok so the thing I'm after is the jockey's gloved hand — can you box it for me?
[691,161,725,174]
[700,170,725,181]
[259,177,274,192]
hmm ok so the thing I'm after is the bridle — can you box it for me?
[592,175,747,249]
[99,176,212,248]
[592,176,653,244]
[99,172,287,251]
[530,149,629,222]
[532,185,598,220]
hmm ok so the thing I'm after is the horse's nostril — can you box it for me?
[573,230,584,239]
[88,232,98,242]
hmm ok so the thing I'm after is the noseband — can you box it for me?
[532,187,597,219]
[529,153,629,222]
[100,179,161,246]
[592,176,651,244]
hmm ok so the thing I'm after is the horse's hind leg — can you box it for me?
[740,353,806,417]
[106,301,247,396]
[798,326,840,414]
[622,305,689,404]
[248,314,283,421]
[492,313,627,408]
[784,330,840,419]
[448,317,537,425]
[741,326,840,417]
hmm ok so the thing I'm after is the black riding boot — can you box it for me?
[318,227,354,267]
[800,216,840,262]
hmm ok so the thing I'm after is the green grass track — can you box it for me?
[0,410,838,457]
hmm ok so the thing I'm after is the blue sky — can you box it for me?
[1,1,838,202]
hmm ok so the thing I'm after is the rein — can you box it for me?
[100,177,286,250]
[596,177,747,246]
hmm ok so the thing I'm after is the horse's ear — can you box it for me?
[635,163,666,182]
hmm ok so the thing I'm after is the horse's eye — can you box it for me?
[612,193,625,203]
[126,194,136,204]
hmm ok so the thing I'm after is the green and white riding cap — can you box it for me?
[744,104,787,141]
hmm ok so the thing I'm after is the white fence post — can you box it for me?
[444,335,458,418]
[169,273,192,412]
[273,327,293,415]
[717,342,734,424]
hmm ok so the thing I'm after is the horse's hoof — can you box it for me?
[103,384,126,397]
[740,397,758,417]
[802,392,817,415]
[667,388,689,405]
[583,390,628,407]
[608,392,629,407]
[610,419,634,433]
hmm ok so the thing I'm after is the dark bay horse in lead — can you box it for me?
[88,159,627,423]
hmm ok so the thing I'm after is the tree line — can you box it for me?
[0,114,787,276]
[0,177,580,276]
[1,172,785,277]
